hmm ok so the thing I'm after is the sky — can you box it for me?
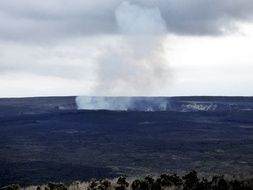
[0,0,253,97]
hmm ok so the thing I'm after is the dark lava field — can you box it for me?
[0,96,253,186]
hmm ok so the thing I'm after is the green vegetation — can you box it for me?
[1,171,253,190]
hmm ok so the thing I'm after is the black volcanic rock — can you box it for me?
[0,96,253,186]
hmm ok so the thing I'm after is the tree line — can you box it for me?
[1,171,253,190]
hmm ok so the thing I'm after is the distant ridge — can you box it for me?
[1,96,253,112]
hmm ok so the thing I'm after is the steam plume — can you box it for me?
[76,1,170,110]
[95,1,169,96]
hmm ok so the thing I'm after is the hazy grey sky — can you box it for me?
[1,0,253,97]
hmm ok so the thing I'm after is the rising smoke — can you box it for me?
[76,1,170,110]
[95,1,169,96]
[75,96,169,111]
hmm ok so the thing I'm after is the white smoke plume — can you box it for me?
[75,96,169,111]
[76,1,170,110]
[95,1,169,96]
